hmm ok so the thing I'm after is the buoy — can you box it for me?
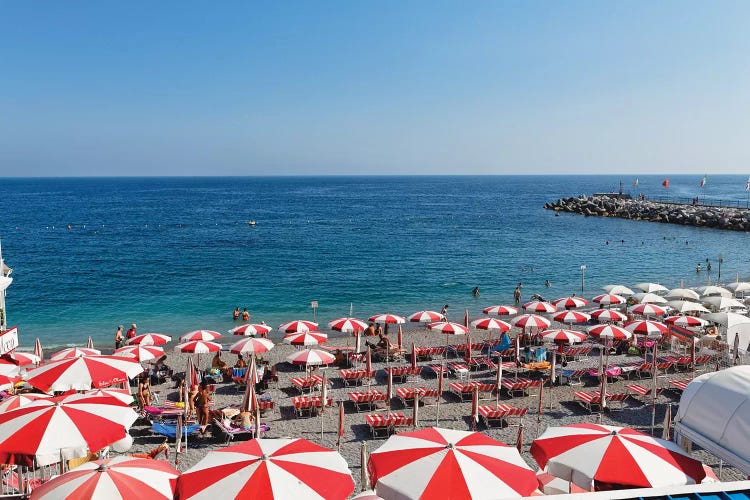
[248,220,256,226]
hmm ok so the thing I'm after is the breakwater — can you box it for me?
[545,194,750,231]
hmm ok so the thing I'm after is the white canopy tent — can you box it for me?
[674,366,750,476]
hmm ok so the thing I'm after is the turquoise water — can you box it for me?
[1,175,749,349]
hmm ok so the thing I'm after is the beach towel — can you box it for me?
[490,333,511,353]
[151,422,201,439]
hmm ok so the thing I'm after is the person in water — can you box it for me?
[242,308,250,321]
[472,287,480,297]
[233,307,240,320]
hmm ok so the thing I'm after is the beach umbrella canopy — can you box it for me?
[0,392,138,466]
[624,320,669,339]
[699,286,733,298]
[539,329,587,344]
[592,294,626,306]
[229,337,275,355]
[470,317,511,332]
[629,303,667,316]
[727,282,750,294]
[24,355,144,393]
[0,374,20,391]
[0,360,21,377]
[1,351,41,366]
[175,438,354,500]
[408,310,446,323]
[483,305,519,316]
[30,456,180,499]
[50,347,101,361]
[510,314,551,330]
[634,283,669,294]
[229,324,273,337]
[531,423,706,490]
[278,320,319,333]
[174,341,222,355]
[283,331,328,346]
[0,393,52,413]
[668,300,710,314]
[328,317,368,333]
[127,333,172,346]
[602,285,635,296]
[590,309,627,323]
[702,296,747,312]
[368,314,406,325]
[286,349,335,367]
[665,288,701,301]
[352,491,384,500]
[84,388,135,406]
[701,311,750,327]
[368,427,538,500]
[522,301,557,313]
[634,292,668,305]
[587,324,632,341]
[553,310,591,325]
[427,322,469,335]
[664,315,707,328]
[113,345,165,362]
[552,297,589,309]
[180,330,222,342]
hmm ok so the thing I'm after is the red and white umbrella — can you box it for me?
[592,294,626,306]
[1,351,41,366]
[664,315,707,328]
[328,317,368,333]
[522,301,557,313]
[0,393,52,413]
[590,309,627,323]
[175,438,354,500]
[552,297,589,309]
[84,388,135,406]
[408,310,445,323]
[30,456,180,499]
[629,303,667,316]
[368,314,406,324]
[0,392,138,466]
[530,423,706,490]
[228,324,273,337]
[511,314,551,330]
[553,310,591,325]
[34,338,44,361]
[24,355,145,393]
[0,374,20,391]
[368,427,538,499]
[283,331,328,346]
[539,329,587,344]
[624,320,669,339]
[174,341,222,355]
[286,349,335,367]
[587,324,632,341]
[352,491,383,500]
[127,333,172,346]
[229,337,275,355]
[113,345,165,362]
[278,320,319,333]
[483,305,519,316]
[470,317,511,332]
[50,347,101,361]
[427,322,469,335]
[179,330,222,342]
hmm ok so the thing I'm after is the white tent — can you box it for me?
[674,366,750,476]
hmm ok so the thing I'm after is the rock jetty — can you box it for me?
[545,194,750,231]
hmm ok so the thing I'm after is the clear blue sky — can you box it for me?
[1,1,749,176]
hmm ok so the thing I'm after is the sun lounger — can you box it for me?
[291,396,333,418]
[477,404,519,427]
[574,391,603,412]
[694,354,713,371]
[395,387,438,407]
[339,369,376,386]
[212,418,270,444]
[365,412,413,438]
[501,378,533,398]
[151,422,201,439]
[560,369,588,386]
[625,384,662,402]
[348,390,388,412]
[606,393,629,410]
[143,404,186,422]
[383,366,421,384]
[448,382,475,401]
[290,375,325,394]
[669,379,692,392]
[414,346,446,361]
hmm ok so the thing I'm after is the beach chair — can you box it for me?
[656,361,674,376]
[634,362,653,379]
[505,406,528,427]
[478,405,512,428]
[606,393,630,410]
[212,418,269,444]
[366,413,398,438]
[392,414,414,432]
[447,362,470,380]
[625,384,662,403]
[562,369,588,386]
[339,369,375,386]
[448,382,474,402]
[669,378,692,393]
[574,391,603,413]
[501,378,533,398]
[694,355,713,372]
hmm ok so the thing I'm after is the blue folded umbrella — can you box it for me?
[151,422,201,438]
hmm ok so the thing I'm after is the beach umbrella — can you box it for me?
[283,331,328,346]
[0,393,52,412]
[427,321,469,335]
[30,456,180,499]
[664,315,707,328]
[1,351,41,366]
[127,333,172,346]
[186,356,200,388]
[590,309,627,323]
[510,314,551,330]
[410,343,417,369]
[337,401,345,450]
[113,345,165,362]
[470,317,511,332]
[278,320,319,334]
[175,438,355,500]
[483,305,519,316]
[286,349,335,367]
[368,314,406,325]
[539,329,587,344]
[602,285,634,296]
[408,311,445,323]
[587,324,632,341]
[668,300,710,314]
[624,320,668,339]
[699,285,733,298]
[0,359,21,377]
[180,330,222,342]
[50,347,101,361]
[522,301,557,313]
[702,311,750,327]
[0,392,138,466]
[397,325,403,350]
[634,283,669,294]
[84,388,136,406]
[241,356,261,438]
[665,288,700,301]
[87,336,95,349]
[229,337,274,355]
[174,341,222,355]
[229,324,273,337]
[702,296,747,312]
[328,317,368,334]
[629,303,667,317]
[634,292,669,305]
[592,294,626,306]
[727,282,750,294]
[34,338,44,362]
[530,423,706,490]
[536,472,592,495]
[352,491,383,500]
[0,374,20,391]
[552,297,589,309]
[368,427,538,500]
[553,310,591,325]
[24,355,144,393]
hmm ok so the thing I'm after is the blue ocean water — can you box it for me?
[1,175,749,349]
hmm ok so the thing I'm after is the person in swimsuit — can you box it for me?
[114,325,124,349]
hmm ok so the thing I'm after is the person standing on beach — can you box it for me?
[514,287,521,305]
[126,323,137,340]
[114,325,124,349]
[364,323,376,337]
[440,304,449,319]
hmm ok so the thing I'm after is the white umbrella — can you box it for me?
[602,285,634,296]
[702,296,747,312]
[668,300,711,314]
[702,312,750,327]
[634,283,669,294]
[665,288,700,301]
[699,286,733,298]
[727,282,750,294]
[633,292,668,305]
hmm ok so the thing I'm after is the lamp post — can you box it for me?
[580,265,586,294]
[718,255,724,282]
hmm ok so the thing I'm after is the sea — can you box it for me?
[1,174,749,350]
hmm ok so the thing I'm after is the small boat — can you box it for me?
[248,220,256,226]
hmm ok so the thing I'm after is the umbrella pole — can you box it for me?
[360,441,369,492]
